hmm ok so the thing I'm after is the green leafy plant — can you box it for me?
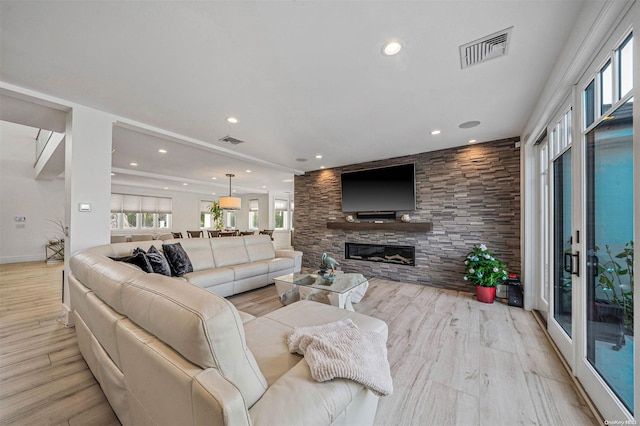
[463,244,508,288]
[595,241,634,332]
[209,201,223,230]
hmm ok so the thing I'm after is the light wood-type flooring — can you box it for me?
[0,261,598,425]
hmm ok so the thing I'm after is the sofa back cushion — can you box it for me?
[174,238,216,271]
[121,272,267,406]
[244,235,276,262]
[210,237,250,267]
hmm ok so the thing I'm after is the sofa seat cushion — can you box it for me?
[243,317,303,386]
[230,262,269,280]
[264,257,294,273]
[184,267,235,289]
[249,360,365,425]
[263,300,388,339]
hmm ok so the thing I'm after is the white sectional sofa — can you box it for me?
[69,236,389,425]
[85,235,302,297]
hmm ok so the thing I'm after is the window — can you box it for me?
[110,194,172,231]
[584,31,633,129]
[248,199,259,230]
[225,211,236,229]
[600,59,613,114]
[274,199,288,230]
[200,200,214,229]
[290,200,294,229]
[618,33,633,98]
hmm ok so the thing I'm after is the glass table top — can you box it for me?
[274,268,369,294]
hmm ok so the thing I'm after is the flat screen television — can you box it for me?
[340,163,416,212]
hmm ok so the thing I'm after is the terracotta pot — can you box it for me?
[475,286,496,304]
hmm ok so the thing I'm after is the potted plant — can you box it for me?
[209,201,223,230]
[463,244,508,303]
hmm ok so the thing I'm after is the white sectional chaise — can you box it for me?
[69,235,389,425]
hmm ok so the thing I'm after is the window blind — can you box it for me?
[249,199,259,211]
[274,199,288,211]
[111,193,172,214]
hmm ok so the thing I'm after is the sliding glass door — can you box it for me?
[541,27,635,421]
[553,148,573,338]
[583,97,634,415]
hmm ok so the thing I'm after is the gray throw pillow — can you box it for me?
[146,245,172,276]
[161,242,193,277]
[110,251,153,273]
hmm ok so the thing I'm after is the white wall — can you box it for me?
[0,121,65,263]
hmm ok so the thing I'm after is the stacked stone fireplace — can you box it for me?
[345,242,415,266]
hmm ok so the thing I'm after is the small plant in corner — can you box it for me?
[463,244,508,303]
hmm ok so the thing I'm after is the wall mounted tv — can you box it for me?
[340,163,416,213]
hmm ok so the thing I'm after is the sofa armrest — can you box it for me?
[275,250,303,272]
[193,369,252,426]
[249,360,377,426]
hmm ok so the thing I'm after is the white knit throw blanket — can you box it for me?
[287,319,393,396]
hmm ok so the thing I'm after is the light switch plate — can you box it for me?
[78,203,92,212]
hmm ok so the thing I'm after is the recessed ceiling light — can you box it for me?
[315,155,323,159]
[183,183,188,186]
[211,177,217,180]
[110,172,115,176]
[430,130,441,135]
[226,117,238,124]
[130,162,138,166]
[262,185,267,189]
[164,187,168,190]
[211,192,216,195]
[469,139,477,144]
[320,166,325,169]
[158,149,167,154]
[382,40,402,56]
[459,120,481,129]
[246,170,252,173]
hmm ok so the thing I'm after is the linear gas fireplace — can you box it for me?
[345,242,415,266]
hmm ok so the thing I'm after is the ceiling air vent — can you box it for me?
[219,135,245,145]
[460,27,513,69]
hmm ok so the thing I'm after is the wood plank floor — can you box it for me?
[0,262,598,425]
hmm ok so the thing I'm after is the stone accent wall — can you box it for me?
[293,137,521,292]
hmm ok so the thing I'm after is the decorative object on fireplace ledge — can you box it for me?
[320,252,339,278]
[345,215,355,222]
[400,214,411,223]
[463,244,508,304]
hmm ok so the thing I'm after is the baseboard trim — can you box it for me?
[531,310,604,425]
[0,254,45,264]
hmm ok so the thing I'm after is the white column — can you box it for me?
[62,105,112,325]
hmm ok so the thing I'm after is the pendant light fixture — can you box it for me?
[219,173,241,210]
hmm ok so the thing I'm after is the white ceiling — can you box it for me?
[0,1,587,196]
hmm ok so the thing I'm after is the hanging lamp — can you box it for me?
[219,173,241,210]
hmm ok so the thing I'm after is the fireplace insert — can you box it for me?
[345,242,415,266]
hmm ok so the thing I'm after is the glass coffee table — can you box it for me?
[274,268,370,311]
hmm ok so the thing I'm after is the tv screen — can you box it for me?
[340,163,416,212]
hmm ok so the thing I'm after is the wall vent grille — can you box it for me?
[460,27,513,69]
